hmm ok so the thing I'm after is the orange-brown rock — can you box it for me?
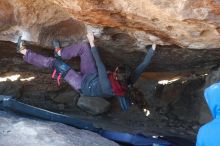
[0,0,78,45]
[1,0,220,49]
[49,0,220,49]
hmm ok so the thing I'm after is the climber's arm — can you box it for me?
[129,44,156,85]
[87,32,113,96]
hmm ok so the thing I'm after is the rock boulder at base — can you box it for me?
[0,110,119,146]
[77,96,111,115]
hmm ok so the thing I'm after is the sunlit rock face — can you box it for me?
[1,0,220,49]
[0,0,85,46]
[50,0,220,49]
[0,111,119,146]
[1,0,220,76]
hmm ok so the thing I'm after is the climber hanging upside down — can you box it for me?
[16,32,156,110]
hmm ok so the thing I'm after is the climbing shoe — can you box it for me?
[52,39,62,59]
[16,36,26,53]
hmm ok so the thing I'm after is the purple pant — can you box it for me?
[24,43,97,91]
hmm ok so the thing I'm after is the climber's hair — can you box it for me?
[114,64,132,86]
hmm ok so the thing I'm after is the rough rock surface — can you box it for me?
[0,110,119,146]
[1,1,220,73]
[199,66,220,123]
[1,0,220,49]
[77,96,111,115]
[50,0,220,49]
[0,42,200,142]
[1,0,220,143]
[0,0,85,46]
[0,41,216,125]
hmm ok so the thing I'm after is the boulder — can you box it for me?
[77,96,111,115]
[2,0,220,49]
[0,110,119,146]
[52,90,80,105]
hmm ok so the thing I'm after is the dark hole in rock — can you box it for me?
[0,40,220,144]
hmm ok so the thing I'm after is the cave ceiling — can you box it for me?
[1,0,220,73]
